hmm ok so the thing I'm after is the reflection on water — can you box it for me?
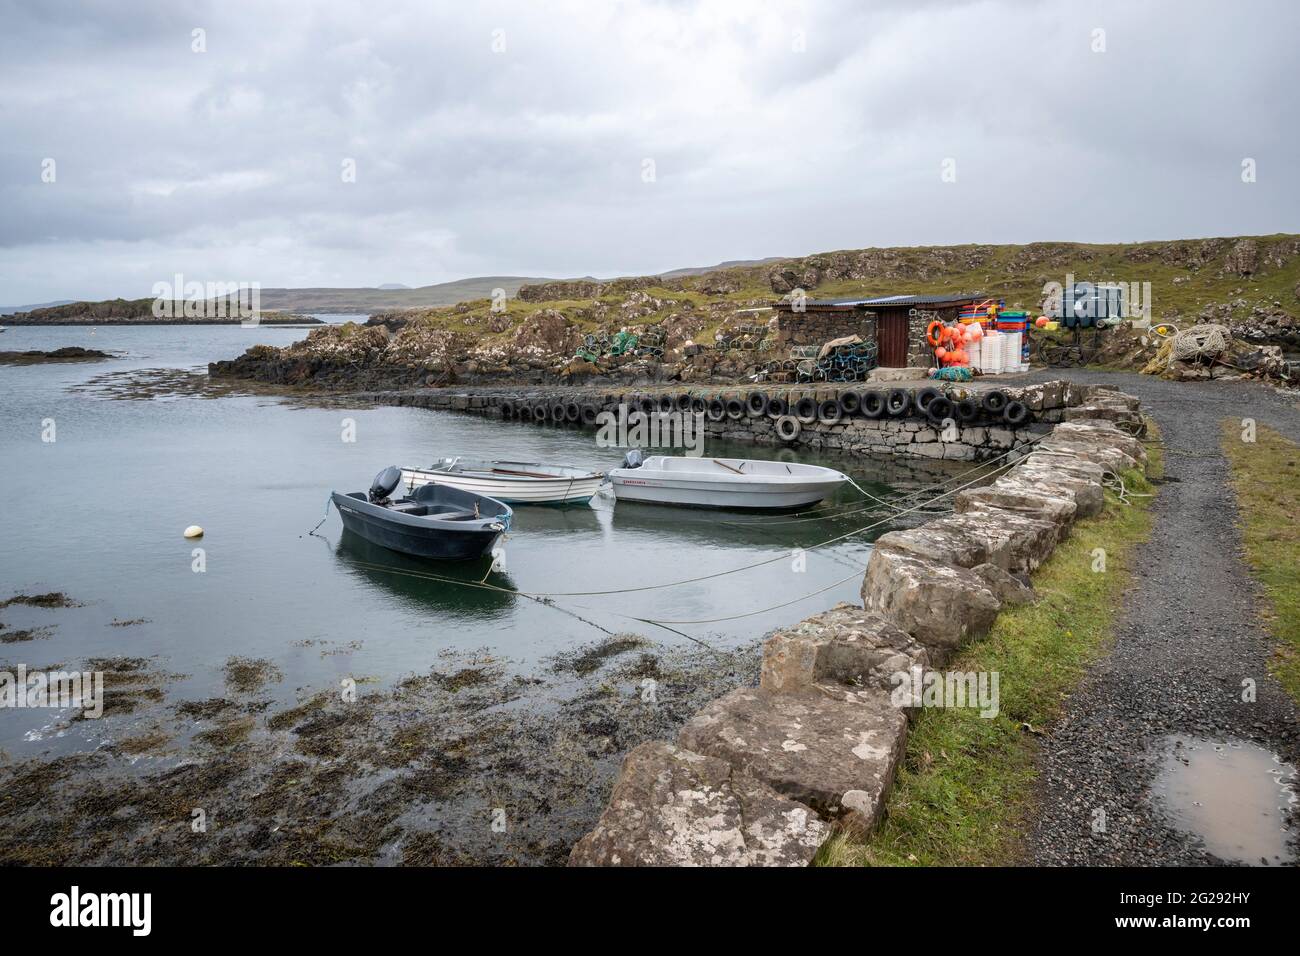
[334,530,517,620]
[1151,735,1298,865]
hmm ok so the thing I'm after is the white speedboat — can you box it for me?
[400,458,604,505]
[608,454,848,510]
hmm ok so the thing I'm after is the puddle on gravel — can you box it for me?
[1151,735,1298,866]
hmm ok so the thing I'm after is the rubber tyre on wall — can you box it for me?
[818,399,842,425]
[707,398,726,422]
[725,398,746,420]
[676,393,693,412]
[915,386,943,414]
[955,398,980,424]
[746,391,769,416]
[925,396,953,425]
[774,415,801,443]
[689,396,707,415]
[886,389,911,417]
[658,394,675,413]
[500,400,515,420]
[564,402,581,423]
[638,396,655,415]
[982,389,1009,414]
[766,396,789,418]
[861,390,886,419]
[838,391,862,416]
[580,404,599,426]
[551,402,567,424]
[1002,401,1030,427]
[532,403,549,423]
[794,396,818,423]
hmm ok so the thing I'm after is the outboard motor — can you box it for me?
[368,465,403,503]
[621,449,644,470]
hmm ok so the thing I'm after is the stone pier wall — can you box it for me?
[368,378,1100,463]
[565,385,1148,866]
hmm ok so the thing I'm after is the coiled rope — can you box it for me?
[1169,323,1230,366]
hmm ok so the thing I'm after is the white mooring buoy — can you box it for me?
[183,525,204,539]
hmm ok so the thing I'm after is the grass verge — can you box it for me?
[820,427,1161,866]
[1220,420,1300,705]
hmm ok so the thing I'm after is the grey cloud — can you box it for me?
[0,0,1296,303]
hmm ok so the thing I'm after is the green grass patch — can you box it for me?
[820,431,1161,866]
[1221,421,1300,704]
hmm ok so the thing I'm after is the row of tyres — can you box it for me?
[497,387,1031,431]
[744,386,1031,429]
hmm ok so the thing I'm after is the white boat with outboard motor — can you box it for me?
[400,458,604,505]
[607,451,849,510]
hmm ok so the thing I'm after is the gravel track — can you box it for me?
[1012,370,1300,865]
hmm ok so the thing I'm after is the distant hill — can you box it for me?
[375,283,411,290]
[0,299,76,315]
[257,277,554,313]
[658,257,786,279]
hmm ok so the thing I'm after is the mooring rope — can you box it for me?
[304,496,333,538]
[717,435,1046,529]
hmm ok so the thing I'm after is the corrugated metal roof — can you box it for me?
[853,293,982,306]
[775,293,982,309]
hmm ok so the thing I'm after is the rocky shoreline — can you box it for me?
[0,347,114,364]
[0,628,761,865]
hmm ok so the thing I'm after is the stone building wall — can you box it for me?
[774,308,877,348]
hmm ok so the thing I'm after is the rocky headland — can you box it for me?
[6,298,319,326]
[206,235,1300,392]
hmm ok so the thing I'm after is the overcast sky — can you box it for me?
[1,0,1296,304]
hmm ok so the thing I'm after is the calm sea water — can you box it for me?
[0,321,933,757]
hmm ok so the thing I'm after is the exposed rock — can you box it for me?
[1054,421,1146,465]
[0,347,113,364]
[766,245,999,294]
[953,480,1079,533]
[698,272,741,295]
[517,280,602,302]
[760,603,929,694]
[1019,450,1108,486]
[860,548,1001,656]
[1224,238,1258,277]
[678,687,908,830]
[971,563,1037,606]
[1004,461,1105,518]
[1037,436,1139,473]
[926,511,1060,575]
[509,309,583,355]
[872,523,996,570]
[568,742,828,867]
